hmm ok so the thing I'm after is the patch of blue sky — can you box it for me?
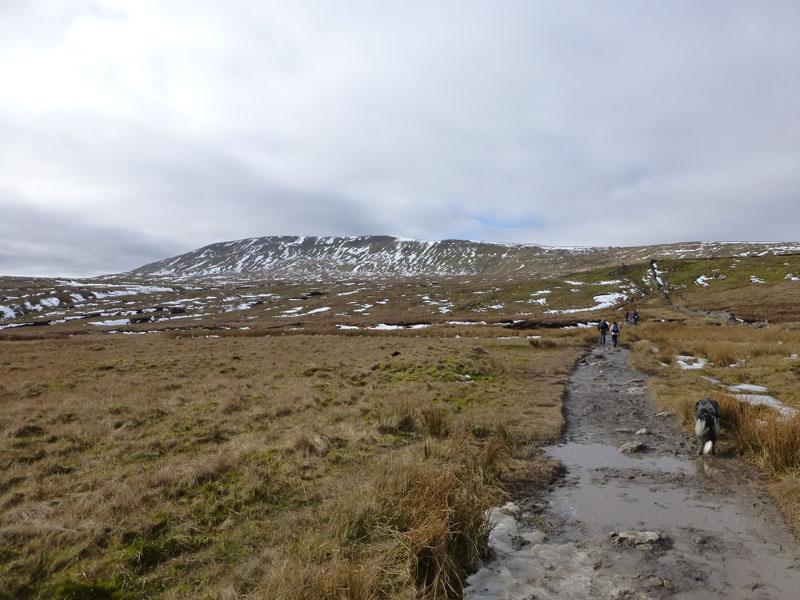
[473,216,544,230]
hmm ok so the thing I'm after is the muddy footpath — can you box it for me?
[465,344,800,599]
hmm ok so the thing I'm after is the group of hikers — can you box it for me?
[597,308,638,347]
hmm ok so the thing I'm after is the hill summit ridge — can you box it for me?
[127,235,800,280]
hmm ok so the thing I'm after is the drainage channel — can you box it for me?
[465,345,800,599]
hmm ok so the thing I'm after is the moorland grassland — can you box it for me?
[3,254,800,599]
[625,255,800,534]
[0,320,587,599]
[625,300,800,535]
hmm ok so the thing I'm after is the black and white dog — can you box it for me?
[695,398,721,455]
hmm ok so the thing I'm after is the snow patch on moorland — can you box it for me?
[651,262,665,286]
[701,379,798,418]
[675,355,708,370]
[368,323,429,330]
[337,288,368,296]
[561,322,600,329]
[695,275,711,287]
[89,319,131,327]
[544,292,625,314]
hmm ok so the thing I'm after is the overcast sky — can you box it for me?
[2,1,800,277]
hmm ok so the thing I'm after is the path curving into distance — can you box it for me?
[465,344,800,599]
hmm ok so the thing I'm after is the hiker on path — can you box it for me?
[624,309,629,323]
[632,309,639,325]
[598,319,609,344]
[611,321,620,347]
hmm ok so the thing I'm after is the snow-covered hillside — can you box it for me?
[126,236,800,280]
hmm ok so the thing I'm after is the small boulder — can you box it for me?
[640,575,672,590]
[618,441,646,454]
[611,530,667,548]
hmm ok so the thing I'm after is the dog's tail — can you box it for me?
[695,417,707,438]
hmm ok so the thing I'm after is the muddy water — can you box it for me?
[465,345,800,600]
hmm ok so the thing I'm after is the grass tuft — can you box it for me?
[0,306,583,598]
[718,395,800,475]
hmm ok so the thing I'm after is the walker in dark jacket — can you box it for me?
[598,320,609,344]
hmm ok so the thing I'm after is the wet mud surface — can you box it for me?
[465,345,800,599]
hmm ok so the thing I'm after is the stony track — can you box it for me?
[465,344,800,599]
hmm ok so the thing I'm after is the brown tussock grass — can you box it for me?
[0,322,585,598]
[771,476,800,538]
[257,447,496,600]
[627,311,800,538]
[716,394,800,475]
[677,280,800,323]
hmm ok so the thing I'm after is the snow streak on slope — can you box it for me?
[130,236,539,279]
[126,237,800,281]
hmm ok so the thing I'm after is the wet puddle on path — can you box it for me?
[546,440,800,599]
[547,441,694,531]
[466,346,800,600]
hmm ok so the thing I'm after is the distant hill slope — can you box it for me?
[126,236,800,280]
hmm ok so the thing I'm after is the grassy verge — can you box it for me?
[650,254,800,322]
[0,329,585,599]
[626,313,800,534]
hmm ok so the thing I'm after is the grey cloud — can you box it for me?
[0,201,179,277]
[0,110,380,274]
[2,1,800,275]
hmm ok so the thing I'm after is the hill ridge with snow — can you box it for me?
[126,235,800,280]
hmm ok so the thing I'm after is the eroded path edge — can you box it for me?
[465,345,800,600]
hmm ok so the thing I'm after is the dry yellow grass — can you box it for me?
[0,327,584,599]
[677,281,800,323]
[626,311,800,535]
[715,394,800,475]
